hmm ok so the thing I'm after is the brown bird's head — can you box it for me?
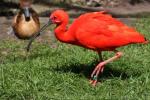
[20,0,32,21]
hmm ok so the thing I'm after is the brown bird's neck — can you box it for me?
[54,23,75,43]
[17,8,39,24]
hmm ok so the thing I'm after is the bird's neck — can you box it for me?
[54,23,74,43]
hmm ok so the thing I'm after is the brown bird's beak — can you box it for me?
[26,20,53,52]
[23,7,30,21]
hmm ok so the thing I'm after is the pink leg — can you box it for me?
[90,66,104,86]
[90,52,103,86]
[90,51,123,86]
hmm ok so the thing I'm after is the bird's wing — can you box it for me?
[30,8,40,26]
[69,11,124,36]
[68,12,145,48]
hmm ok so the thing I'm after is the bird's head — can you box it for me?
[20,0,32,21]
[49,10,69,25]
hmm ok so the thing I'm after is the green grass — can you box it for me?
[0,18,150,100]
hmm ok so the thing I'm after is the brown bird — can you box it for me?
[12,0,40,39]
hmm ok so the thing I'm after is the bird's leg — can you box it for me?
[98,52,104,72]
[90,50,123,86]
[90,51,104,85]
[98,52,103,62]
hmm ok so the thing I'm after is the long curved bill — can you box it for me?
[26,20,52,52]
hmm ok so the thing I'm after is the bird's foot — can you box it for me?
[91,62,105,78]
[89,63,104,86]
[89,75,98,86]
[90,80,97,86]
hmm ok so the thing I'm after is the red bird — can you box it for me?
[28,10,147,86]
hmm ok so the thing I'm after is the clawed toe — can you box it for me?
[89,75,98,86]
[89,79,98,86]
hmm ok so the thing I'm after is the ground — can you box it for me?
[0,17,150,99]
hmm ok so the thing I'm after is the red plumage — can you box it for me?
[53,10,146,51]
[49,10,147,86]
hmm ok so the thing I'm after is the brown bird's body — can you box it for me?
[12,0,40,39]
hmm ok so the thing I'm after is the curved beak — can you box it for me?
[26,20,53,52]
[23,7,30,21]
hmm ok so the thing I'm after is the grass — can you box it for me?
[0,18,150,100]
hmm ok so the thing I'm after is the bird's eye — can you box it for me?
[53,16,57,20]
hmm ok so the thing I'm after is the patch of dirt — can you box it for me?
[0,17,13,39]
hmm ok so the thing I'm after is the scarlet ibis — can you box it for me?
[12,0,40,39]
[27,10,147,86]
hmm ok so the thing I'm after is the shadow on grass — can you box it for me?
[28,46,140,81]
[51,61,130,81]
